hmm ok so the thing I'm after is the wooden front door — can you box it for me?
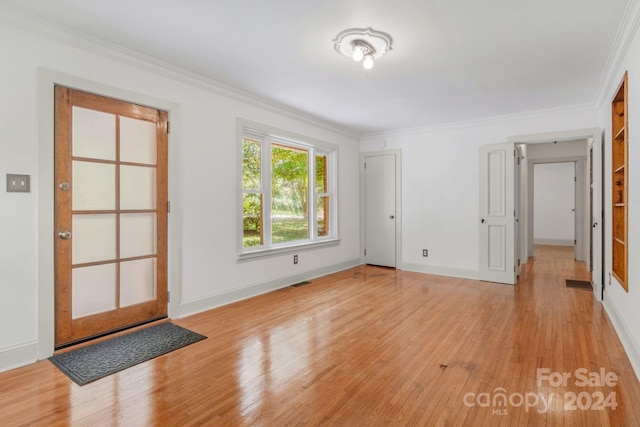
[54,86,168,348]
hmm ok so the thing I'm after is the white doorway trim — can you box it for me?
[508,127,603,302]
[37,69,182,359]
[359,149,402,267]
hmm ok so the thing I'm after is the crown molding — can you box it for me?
[360,102,596,140]
[593,0,640,109]
[361,0,640,141]
[0,2,360,139]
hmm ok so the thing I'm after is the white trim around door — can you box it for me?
[37,68,181,359]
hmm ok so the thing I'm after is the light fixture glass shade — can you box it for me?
[334,28,392,71]
[352,46,364,62]
[363,55,374,70]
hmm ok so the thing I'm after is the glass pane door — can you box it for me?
[54,86,168,347]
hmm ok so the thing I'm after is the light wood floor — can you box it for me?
[1,246,639,426]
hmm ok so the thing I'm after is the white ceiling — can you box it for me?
[2,0,630,134]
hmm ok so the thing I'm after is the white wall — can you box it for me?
[597,0,640,381]
[533,162,575,245]
[361,110,598,279]
[0,16,361,371]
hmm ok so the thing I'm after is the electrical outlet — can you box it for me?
[294,255,298,264]
[423,249,428,257]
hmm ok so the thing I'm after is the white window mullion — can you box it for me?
[326,150,335,238]
[263,138,272,246]
[309,147,317,240]
[315,149,331,239]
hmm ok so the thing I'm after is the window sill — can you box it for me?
[237,238,341,262]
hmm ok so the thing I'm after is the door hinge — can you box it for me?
[167,121,170,134]
[167,291,170,303]
[364,249,367,256]
[167,201,171,213]
[514,266,516,272]
[364,162,367,169]
[518,258,521,266]
[574,239,577,245]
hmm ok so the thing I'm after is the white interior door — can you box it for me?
[479,143,516,284]
[365,154,396,267]
[590,136,603,301]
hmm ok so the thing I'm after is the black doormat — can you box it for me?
[566,279,593,290]
[49,323,206,386]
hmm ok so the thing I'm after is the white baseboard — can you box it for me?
[533,238,574,246]
[0,341,37,374]
[603,297,640,382]
[0,260,362,374]
[178,258,362,318]
[399,263,479,280]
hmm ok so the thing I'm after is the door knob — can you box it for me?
[593,222,598,228]
[390,215,395,219]
[58,230,72,240]
[481,218,485,223]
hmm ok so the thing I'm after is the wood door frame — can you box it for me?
[359,149,402,268]
[36,69,181,359]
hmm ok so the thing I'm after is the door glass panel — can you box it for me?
[120,116,157,165]
[120,166,156,210]
[73,161,116,210]
[72,263,117,319]
[72,107,116,161]
[72,214,116,264]
[120,258,156,307]
[120,213,156,258]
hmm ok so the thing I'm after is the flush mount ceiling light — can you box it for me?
[333,27,393,70]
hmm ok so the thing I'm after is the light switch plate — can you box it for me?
[6,174,31,193]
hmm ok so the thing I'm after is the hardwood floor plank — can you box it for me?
[0,246,639,426]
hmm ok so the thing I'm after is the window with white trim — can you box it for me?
[240,121,337,257]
